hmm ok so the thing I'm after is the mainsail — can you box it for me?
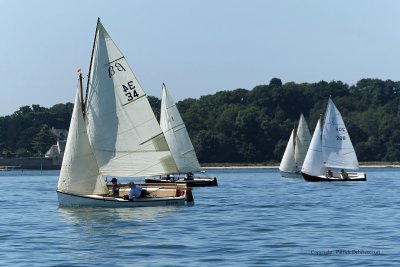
[160,84,201,173]
[322,98,359,170]
[84,20,178,177]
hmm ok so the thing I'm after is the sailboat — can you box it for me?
[279,114,311,178]
[56,19,193,207]
[301,98,366,182]
[145,84,218,186]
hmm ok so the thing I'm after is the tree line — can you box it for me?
[1,78,399,163]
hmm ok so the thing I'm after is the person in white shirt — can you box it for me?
[128,182,145,199]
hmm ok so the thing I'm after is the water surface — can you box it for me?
[0,168,398,266]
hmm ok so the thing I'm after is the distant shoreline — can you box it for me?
[202,163,400,170]
[0,163,399,171]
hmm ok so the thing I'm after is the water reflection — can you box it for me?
[58,206,181,226]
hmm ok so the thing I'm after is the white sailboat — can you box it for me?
[279,114,311,178]
[301,98,366,182]
[56,19,193,207]
[145,84,217,186]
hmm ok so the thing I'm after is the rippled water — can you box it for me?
[0,168,399,266]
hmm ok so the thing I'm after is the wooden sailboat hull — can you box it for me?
[57,191,188,207]
[57,184,193,207]
[301,172,367,182]
[145,177,218,187]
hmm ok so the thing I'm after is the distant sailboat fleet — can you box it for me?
[280,97,366,182]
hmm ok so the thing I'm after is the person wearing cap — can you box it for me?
[111,177,120,197]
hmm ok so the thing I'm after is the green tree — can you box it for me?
[32,125,57,155]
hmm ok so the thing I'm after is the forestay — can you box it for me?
[322,98,359,170]
[160,84,201,173]
[85,20,178,177]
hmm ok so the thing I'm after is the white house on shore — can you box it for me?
[45,127,68,165]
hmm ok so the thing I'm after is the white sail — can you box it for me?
[85,20,178,177]
[322,98,359,170]
[294,114,312,167]
[160,84,201,173]
[302,119,325,176]
[58,90,108,195]
[279,129,296,173]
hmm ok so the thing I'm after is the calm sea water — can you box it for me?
[0,168,399,266]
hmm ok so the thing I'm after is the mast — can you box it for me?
[293,123,297,166]
[79,73,85,115]
[319,114,323,137]
[85,17,101,109]
[293,125,297,150]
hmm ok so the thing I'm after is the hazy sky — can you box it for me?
[1,0,400,115]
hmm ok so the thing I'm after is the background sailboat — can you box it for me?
[145,84,218,186]
[57,19,193,206]
[301,98,366,182]
[279,114,311,178]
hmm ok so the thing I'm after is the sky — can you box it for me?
[1,0,400,115]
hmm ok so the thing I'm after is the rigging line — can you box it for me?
[85,18,100,109]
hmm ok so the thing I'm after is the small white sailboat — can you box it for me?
[56,19,193,207]
[145,84,217,186]
[301,98,366,182]
[279,114,311,178]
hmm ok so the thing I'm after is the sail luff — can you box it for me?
[160,83,201,173]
